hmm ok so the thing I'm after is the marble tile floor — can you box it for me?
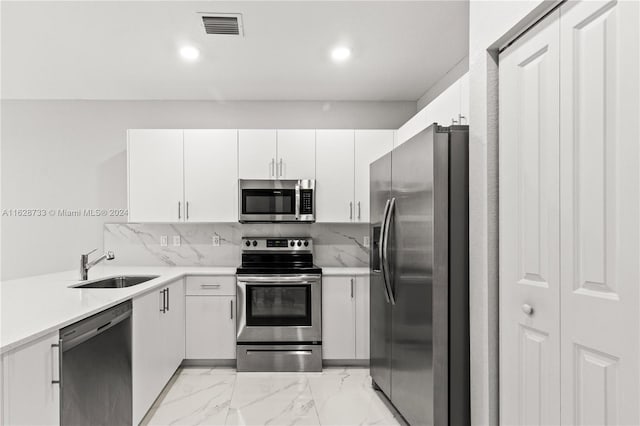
[142,367,402,426]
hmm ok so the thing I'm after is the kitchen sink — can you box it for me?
[74,275,159,289]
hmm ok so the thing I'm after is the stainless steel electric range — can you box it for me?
[236,237,322,372]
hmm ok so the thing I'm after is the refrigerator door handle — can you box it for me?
[382,197,396,305]
[379,199,392,303]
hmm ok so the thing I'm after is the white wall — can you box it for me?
[0,100,416,280]
[467,1,557,425]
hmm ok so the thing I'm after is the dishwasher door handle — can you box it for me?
[51,340,62,387]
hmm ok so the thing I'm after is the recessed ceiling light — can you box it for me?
[331,46,351,62]
[180,46,200,61]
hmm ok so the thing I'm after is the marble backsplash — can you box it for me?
[103,223,370,268]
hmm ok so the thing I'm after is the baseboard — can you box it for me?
[181,359,236,367]
[322,359,370,367]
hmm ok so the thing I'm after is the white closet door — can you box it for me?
[498,9,561,425]
[184,129,238,222]
[560,1,640,424]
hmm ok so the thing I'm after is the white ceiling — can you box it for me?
[1,1,469,101]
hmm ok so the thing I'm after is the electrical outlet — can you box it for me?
[212,235,220,246]
[363,236,370,247]
[172,235,181,247]
[160,235,168,247]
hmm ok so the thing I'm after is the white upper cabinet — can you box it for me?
[354,130,394,222]
[276,129,315,179]
[128,129,184,222]
[184,130,238,222]
[238,129,277,179]
[316,130,355,222]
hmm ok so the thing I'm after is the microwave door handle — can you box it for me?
[295,183,301,220]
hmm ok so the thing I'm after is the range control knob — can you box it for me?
[297,241,302,247]
[303,240,309,247]
[245,240,251,247]
[290,241,295,247]
[252,240,258,247]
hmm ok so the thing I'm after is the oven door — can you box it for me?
[236,275,322,343]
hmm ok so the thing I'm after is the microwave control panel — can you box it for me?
[300,189,313,215]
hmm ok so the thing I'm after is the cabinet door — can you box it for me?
[2,332,60,425]
[322,276,356,359]
[355,276,370,359]
[128,129,184,222]
[276,129,315,179]
[132,288,166,425]
[316,130,355,222]
[163,279,185,378]
[238,129,277,179]
[186,296,236,359]
[184,130,238,222]
[354,130,394,222]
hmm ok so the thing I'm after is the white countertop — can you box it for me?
[0,265,368,354]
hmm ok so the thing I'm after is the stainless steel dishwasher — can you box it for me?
[59,300,132,426]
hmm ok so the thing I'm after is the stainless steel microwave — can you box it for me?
[238,179,315,223]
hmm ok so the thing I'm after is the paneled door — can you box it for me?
[559,1,640,424]
[498,9,561,425]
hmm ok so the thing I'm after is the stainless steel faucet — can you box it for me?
[80,249,115,280]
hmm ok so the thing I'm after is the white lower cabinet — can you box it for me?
[322,275,369,360]
[186,296,236,359]
[1,332,60,425]
[132,279,184,425]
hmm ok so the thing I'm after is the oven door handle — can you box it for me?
[237,275,321,283]
[239,280,315,286]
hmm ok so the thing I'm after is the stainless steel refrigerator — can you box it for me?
[370,124,469,426]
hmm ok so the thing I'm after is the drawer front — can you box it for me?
[185,276,236,296]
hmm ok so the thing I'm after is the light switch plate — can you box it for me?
[172,235,181,246]
[363,236,370,247]
[160,235,168,247]
[212,235,220,246]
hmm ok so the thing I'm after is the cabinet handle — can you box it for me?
[160,289,166,313]
[186,202,189,220]
[458,114,467,125]
[270,158,275,177]
[279,159,283,177]
[357,202,361,220]
[522,304,534,315]
[350,278,354,298]
[201,284,221,289]
[349,202,353,220]
[230,300,234,320]
[178,202,181,220]
[166,287,170,312]
[51,341,62,386]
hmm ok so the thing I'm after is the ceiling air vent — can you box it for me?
[201,14,244,36]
